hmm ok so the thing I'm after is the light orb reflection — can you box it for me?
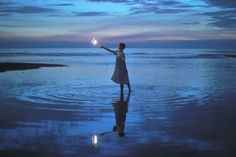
[92,134,98,146]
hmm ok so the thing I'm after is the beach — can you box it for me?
[0,48,236,157]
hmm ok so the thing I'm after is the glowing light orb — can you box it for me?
[92,134,98,146]
[91,38,98,45]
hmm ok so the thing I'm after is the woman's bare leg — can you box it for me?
[120,84,124,94]
[127,83,131,92]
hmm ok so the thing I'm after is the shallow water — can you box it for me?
[0,48,236,157]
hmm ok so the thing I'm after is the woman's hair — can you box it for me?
[119,43,126,50]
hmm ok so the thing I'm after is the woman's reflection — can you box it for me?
[113,92,131,137]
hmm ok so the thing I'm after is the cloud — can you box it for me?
[197,9,236,28]
[88,0,183,5]
[73,11,109,16]
[0,13,11,16]
[0,6,57,14]
[160,0,181,6]
[205,0,236,8]
[101,31,196,43]
[210,18,236,28]
[88,0,130,3]
[88,0,199,8]
[130,6,190,15]
[182,22,200,25]
[47,14,67,17]
[140,0,183,6]
[87,0,192,9]
[88,0,196,15]
[49,3,74,6]
[0,2,11,5]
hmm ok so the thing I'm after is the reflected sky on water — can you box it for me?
[0,48,236,156]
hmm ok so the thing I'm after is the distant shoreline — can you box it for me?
[0,62,67,73]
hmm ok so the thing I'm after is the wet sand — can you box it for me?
[0,48,236,157]
[0,97,80,129]
[0,62,66,72]
[0,89,236,157]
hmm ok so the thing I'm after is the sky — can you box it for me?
[0,0,236,48]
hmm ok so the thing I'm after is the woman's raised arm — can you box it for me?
[100,45,115,53]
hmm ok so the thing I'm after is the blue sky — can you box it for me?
[0,0,236,48]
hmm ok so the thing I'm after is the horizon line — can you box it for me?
[1,39,236,49]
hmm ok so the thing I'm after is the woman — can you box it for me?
[100,43,131,93]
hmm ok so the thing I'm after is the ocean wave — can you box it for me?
[131,53,236,59]
[1,51,236,59]
[0,52,107,57]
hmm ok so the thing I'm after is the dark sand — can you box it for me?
[0,62,66,72]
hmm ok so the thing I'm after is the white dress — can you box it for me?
[111,50,130,84]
